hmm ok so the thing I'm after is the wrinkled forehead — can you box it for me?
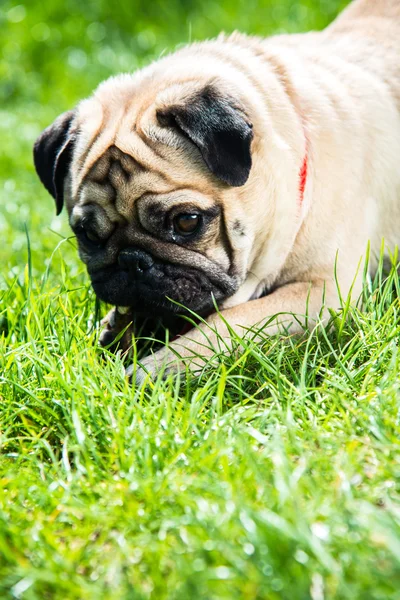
[79,143,174,207]
[67,95,215,217]
[66,110,165,220]
[71,96,168,188]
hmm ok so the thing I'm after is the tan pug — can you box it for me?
[34,0,400,382]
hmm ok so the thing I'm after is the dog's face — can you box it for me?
[34,74,256,317]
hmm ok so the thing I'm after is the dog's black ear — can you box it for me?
[33,110,76,215]
[157,87,253,187]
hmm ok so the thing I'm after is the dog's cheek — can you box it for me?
[202,224,231,272]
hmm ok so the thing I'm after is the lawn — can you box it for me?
[1,0,400,598]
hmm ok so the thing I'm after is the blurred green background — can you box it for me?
[9,5,400,600]
[1,0,349,108]
[0,0,348,278]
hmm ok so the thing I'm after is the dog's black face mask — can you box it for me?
[33,86,253,316]
[89,248,234,316]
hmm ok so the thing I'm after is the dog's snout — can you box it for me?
[118,248,154,276]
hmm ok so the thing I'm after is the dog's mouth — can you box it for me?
[89,258,237,317]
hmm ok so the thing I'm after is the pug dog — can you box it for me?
[34,0,400,382]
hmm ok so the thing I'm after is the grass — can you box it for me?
[1,0,400,598]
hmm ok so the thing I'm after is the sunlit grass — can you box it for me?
[1,243,400,598]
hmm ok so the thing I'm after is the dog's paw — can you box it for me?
[125,348,183,386]
[99,307,134,353]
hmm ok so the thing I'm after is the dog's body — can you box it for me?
[34,0,400,380]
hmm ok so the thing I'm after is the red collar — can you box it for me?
[298,149,308,204]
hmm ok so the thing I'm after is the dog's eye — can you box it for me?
[84,229,101,244]
[173,213,201,236]
[76,225,103,248]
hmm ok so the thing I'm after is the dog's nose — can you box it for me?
[118,248,154,277]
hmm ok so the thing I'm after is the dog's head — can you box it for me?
[34,65,258,316]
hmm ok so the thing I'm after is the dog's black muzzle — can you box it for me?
[89,246,233,316]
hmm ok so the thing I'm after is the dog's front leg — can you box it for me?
[129,279,342,384]
[100,307,134,354]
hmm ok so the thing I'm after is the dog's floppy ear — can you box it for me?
[33,110,76,215]
[157,86,253,187]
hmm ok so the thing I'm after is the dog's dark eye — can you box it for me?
[76,225,103,248]
[84,229,101,244]
[173,213,201,236]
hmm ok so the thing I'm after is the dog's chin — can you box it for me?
[90,262,235,317]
